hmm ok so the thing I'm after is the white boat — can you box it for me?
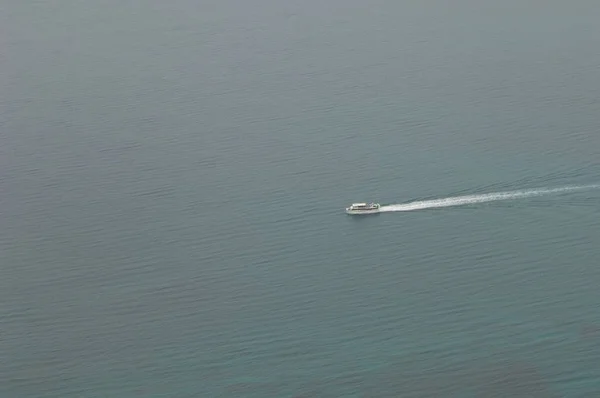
[345,202,381,215]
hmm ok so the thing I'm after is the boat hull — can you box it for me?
[345,208,381,215]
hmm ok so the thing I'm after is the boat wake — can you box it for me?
[379,184,600,212]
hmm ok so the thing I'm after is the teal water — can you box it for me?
[2,1,600,396]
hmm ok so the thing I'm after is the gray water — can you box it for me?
[2,1,600,396]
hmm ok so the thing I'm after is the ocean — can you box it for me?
[2,0,600,396]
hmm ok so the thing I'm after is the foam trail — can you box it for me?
[380,184,600,212]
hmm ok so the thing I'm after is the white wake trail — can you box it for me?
[380,184,600,212]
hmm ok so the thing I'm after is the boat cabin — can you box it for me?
[349,202,379,210]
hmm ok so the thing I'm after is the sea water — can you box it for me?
[2,0,600,396]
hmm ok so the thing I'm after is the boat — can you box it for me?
[345,202,381,215]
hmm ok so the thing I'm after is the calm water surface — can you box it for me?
[2,1,600,396]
